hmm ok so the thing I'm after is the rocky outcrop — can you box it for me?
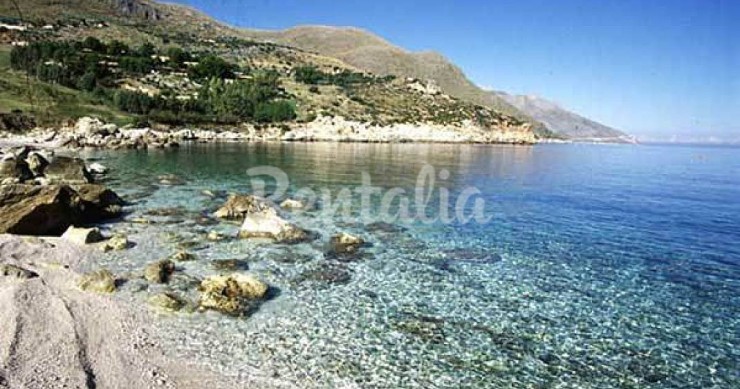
[198,274,269,316]
[282,115,536,144]
[10,116,537,151]
[109,0,162,21]
[0,184,124,236]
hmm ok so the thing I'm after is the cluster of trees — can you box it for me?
[10,38,296,124]
[293,65,394,87]
[110,72,294,123]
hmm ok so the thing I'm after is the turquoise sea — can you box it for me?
[86,142,739,388]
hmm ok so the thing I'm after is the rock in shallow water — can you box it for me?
[144,260,175,284]
[210,259,247,271]
[148,292,187,312]
[198,274,269,316]
[171,251,197,262]
[294,263,353,286]
[214,194,267,220]
[325,232,369,261]
[77,269,117,293]
[102,234,130,251]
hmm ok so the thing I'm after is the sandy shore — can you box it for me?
[0,234,273,389]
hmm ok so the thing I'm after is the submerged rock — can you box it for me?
[157,174,186,186]
[365,221,407,234]
[210,259,247,271]
[325,232,368,261]
[198,273,269,316]
[77,269,117,293]
[102,234,130,251]
[144,260,175,284]
[145,207,187,217]
[222,195,311,244]
[61,226,104,245]
[171,251,197,262]
[279,198,306,210]
[206,231,227,242]
[148,292,186,312]
[443,248,503,264]
[294,263,352,286]
[0,264,38,280]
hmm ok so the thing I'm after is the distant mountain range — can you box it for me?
[1,0,632,142]
[492,92,633,142]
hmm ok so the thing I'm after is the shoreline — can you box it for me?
[0,234,281,388]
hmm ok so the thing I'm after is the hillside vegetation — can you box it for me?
[0,0,535,138]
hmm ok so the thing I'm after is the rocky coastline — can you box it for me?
[0,133,374,387]
[0,116,536,151]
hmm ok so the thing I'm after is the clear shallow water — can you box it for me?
[86,143,739,388]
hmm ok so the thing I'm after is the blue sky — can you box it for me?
[167,0,738,137]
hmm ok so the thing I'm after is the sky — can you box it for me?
[166,0,738,138]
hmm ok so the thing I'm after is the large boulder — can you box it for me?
[0,184,124,236]
[44,156,93,184]
[198,274,269,316]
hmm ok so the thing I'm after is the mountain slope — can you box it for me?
[494,92,632,141]
[243,26,536,122]
[243,25,631,141]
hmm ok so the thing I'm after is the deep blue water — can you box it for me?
[90,142,740,388]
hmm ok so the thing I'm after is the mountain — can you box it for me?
[493,92,633,142]
[242,26,630,141]
[241,26,544,129]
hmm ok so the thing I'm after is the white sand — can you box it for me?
[0,234,256,389]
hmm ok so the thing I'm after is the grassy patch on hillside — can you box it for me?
[0,45,133,126]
